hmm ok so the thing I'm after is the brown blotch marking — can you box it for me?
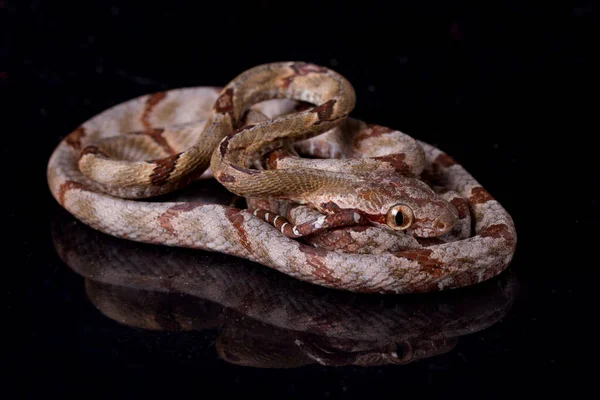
[219,137,230,157]
[218,173,236,183]
[353,124,394,145]
[369,124,394,136]
[266,149,292,169]
[469,187,494,204]
[480,223,516,247]
[58,180,87,205]
[142,92,167,129]
[415,237,445,247]
[312,99,337,122]
[149,153,181,186]
[214,88,234,114]
[398,248,433,261]
[129,128,175,155]
[225,208,252,253]
[435,153,457,167]
[281,62,328,88]
[423,265,444,278]
[396,248,445,277]
[158,202,204,235]
[80,145,108,158]
[373,154,411,174]
[308,226,371,252]
[450,198,469,219]
[299,245,339,282]
[65,126,86,150]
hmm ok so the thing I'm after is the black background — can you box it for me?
[3,1,593,398]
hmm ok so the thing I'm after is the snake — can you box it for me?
[46,61,517,294]
[51,211,518,367]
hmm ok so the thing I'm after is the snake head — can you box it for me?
[314,174,458,238]
[367,175,459,238]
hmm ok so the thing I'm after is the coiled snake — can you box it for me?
[47,61,517,294]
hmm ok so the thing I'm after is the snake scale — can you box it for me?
[47,61,517,294]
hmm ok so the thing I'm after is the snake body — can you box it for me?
[47,61,517,294]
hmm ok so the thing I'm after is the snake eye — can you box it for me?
[386,204,414,230]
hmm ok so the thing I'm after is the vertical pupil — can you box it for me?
[395,211,404,226]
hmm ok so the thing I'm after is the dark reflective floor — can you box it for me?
[7,1,589,398]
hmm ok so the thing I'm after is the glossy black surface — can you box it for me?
[5,1,591,398]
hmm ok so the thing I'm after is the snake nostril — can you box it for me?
[435,220,447,231]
